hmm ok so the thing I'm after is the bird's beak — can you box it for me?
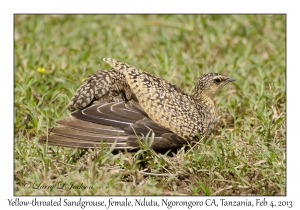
[226,77,235,82]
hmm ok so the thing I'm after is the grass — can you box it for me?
[14,14,286,195]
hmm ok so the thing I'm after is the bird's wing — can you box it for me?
[39,101,188,150]
[68,69,133,112]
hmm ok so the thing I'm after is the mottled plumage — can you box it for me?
[103,58,234,140]
[39,58,235,150]
[68,69,133,112]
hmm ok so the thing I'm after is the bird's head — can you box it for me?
[192,73,235,100]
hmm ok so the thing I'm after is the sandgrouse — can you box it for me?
[39,58,235,150]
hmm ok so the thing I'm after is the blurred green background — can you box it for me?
[14,15,286,195]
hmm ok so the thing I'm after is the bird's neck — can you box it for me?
[196,94,215,112]
[190,93,217,135]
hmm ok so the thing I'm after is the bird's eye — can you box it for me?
[214,78,221,83]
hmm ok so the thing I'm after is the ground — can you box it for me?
[14,14,286,195]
